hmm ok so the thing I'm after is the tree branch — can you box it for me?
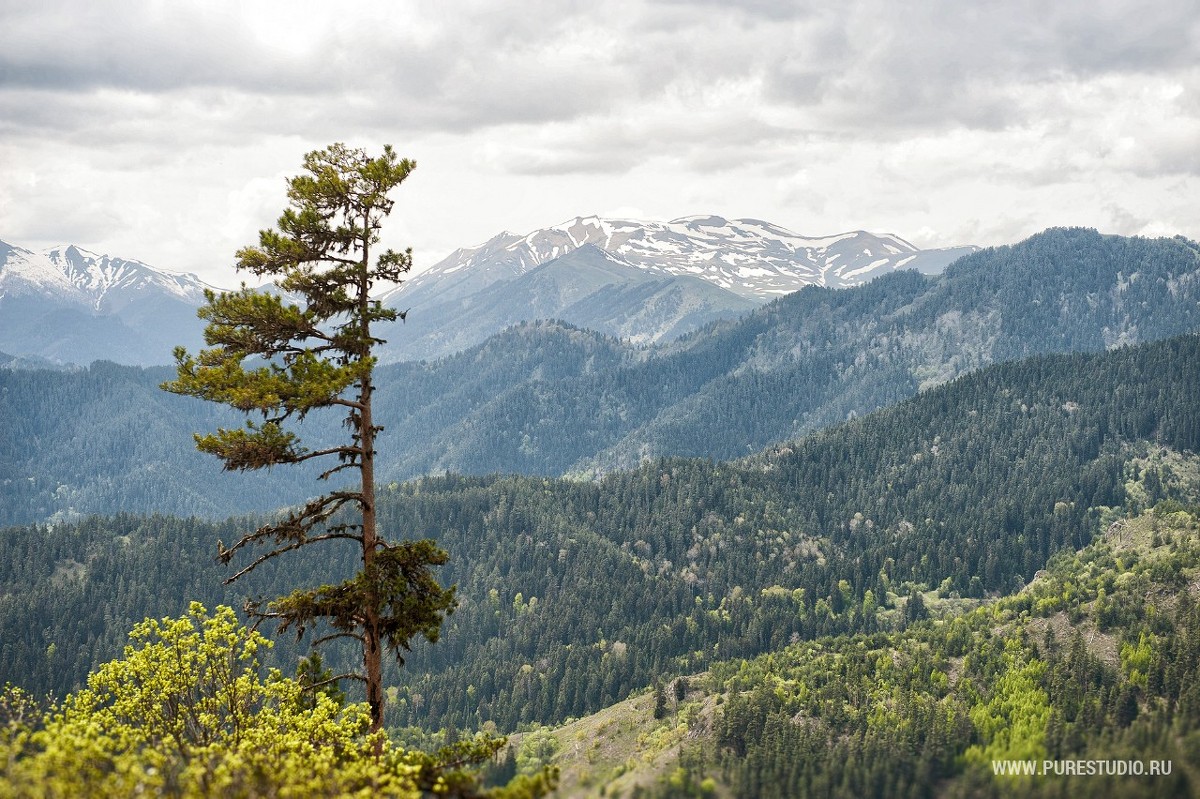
[302,672,366,690]
[222,530,364,584]
[291,445,363,464]
[218,491,363,564]
[318,461,358,481]
[328,397,366,411]
[313,631,366,646]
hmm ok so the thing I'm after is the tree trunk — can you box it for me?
[358,237,385,741]
[362,383,384,737]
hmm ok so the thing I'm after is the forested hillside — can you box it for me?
[0,362,326,526]
[4,335,1197,742]
[562,227,1200,474]
[343,227,1200,482]
[385,334,1200,732]
[547,491,1200,798]
[700,507,1200,799]
[2,228,1198,526]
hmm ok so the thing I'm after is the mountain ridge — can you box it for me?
[385,214,975,302]
[1,240,218,309]
[3,332,1198,735]
[42,244,213,312]
[0,240,219,365]
[0,227,1196,526]
[1,214,976,366]
[377,215,976,361]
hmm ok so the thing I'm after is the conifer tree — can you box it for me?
[653,681,667,720]
[163,143,456,734]
[673,676,687,707]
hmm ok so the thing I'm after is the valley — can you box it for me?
[3,335,1199,788]
[1,227,1197,527]
[2,223,1198,797]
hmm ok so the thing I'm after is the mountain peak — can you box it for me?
[671,214,731,227]
[0,240,223,365]
[398,216,974,303]
[39,245,216,312]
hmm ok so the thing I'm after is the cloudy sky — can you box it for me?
[1,0,1197,286]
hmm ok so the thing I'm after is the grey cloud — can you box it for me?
[1103,203,1151,236]
[498,144,644,176]
[650,0,823,23]
[0,1,779,147]
[5,0,1196,129]
[0,1,665,139]
[1,177,126,245]
[1038,0,1200,74]
[1118,131,1200,179]
[758,0,1200,133]
[3,0,1198,196]
[0,2,323,94]
[492,110,797,177]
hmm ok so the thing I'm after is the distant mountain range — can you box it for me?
[0,216,975,366]
[388,215,972,302]
[372,227,1200,479]
[6,328,1199,731]
[0,241,217,365]
[376,216,975,361]
[2,227,1197,526]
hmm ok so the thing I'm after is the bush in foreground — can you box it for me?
[0,603,554,798]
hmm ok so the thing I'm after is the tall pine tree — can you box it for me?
[163,143,456,734]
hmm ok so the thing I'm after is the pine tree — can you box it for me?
[653,681,668,720]
[905,588,928,623]
[296,650,346,711]
[163,143,456,735]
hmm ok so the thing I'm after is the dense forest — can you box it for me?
[0,362,328,525]
[462,228,1200,477]
[384,333,1200,732]
[1,228,1198,527]
[634,492,1200,798]
[3,334,1198,745]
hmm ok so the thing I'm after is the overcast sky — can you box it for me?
[2,0,1197,286]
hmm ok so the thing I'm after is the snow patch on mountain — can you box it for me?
[384,215,976,306]
[42,245,217,312]
[0,241,89,302]
[1,240,221,313]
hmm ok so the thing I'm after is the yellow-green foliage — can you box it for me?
[962,639,1050,769]
[515,727,560,776]
[0,604,421,798]
[1119,631,1156,688]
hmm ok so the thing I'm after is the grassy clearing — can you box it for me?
[522,678,723,798]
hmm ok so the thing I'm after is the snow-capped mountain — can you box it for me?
[384,215,976,307]
[374,215,976,362]
[1,242,217,311]
[42,245,214,314]
[374,244,759,362]
[0,240,218,365]
[1,215,977,366]
[0,240,91,303]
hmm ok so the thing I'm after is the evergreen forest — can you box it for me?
[2,228,1198,527]
[3,331,1200,795]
